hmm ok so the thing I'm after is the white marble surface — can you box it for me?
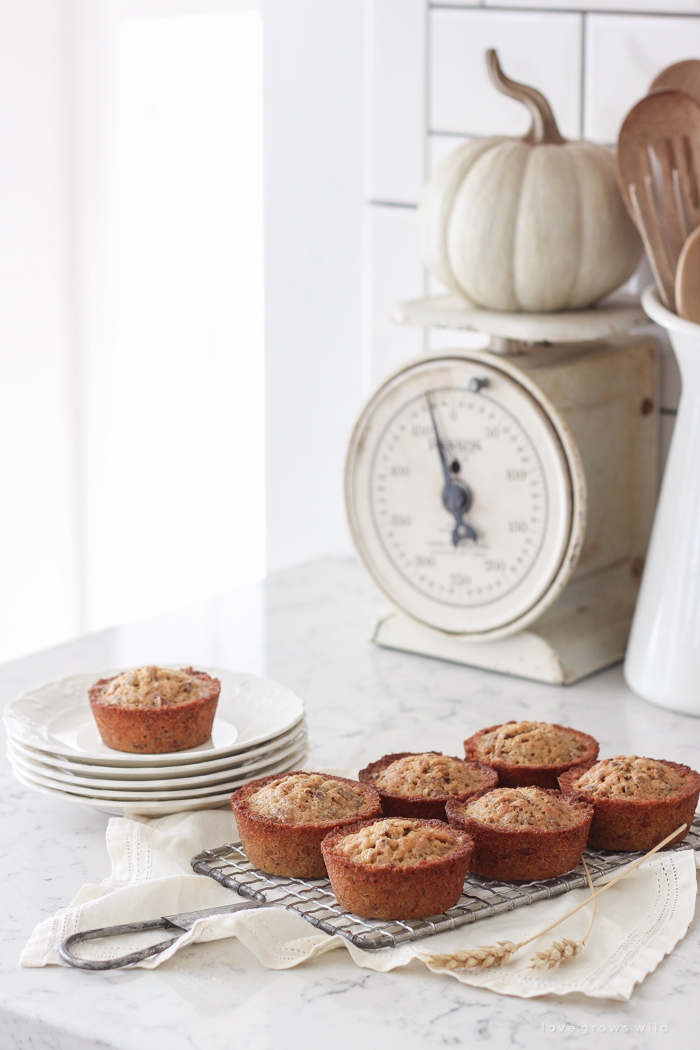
[2,557,700,1050]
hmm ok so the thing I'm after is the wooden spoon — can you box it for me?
[675,225,700,322]
[650,60,700,104]
[617,89,700,311]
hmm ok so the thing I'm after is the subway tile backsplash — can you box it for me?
[366,0,426,205]
[584,13,700,142]
[365,0,696,416]
[430,7,583,139]
[480,1,700,12]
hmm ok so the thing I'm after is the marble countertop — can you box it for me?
[2,557,699,1050]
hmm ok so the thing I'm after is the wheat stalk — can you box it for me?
[420,823,685,974]
[528,937,584,968]
[427,940,525,971]
[528,855,596,970]
[423,859,595,974]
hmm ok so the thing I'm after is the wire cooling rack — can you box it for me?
[191,814,700,952]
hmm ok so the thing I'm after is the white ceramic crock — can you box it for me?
[624,286,700,715]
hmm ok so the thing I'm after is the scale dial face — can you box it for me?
[346,354,583,638]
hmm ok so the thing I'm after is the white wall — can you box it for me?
[262,0,365,572]
[0,0,367,660]
[81,9,266,631]
[0,1,78,658]
[0,0,269,662]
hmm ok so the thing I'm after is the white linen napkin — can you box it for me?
[21,804,699,1000]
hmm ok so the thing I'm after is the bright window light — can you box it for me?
[85,11,265,631]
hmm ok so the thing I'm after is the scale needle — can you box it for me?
[426,395,476,546]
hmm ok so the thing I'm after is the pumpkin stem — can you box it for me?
[486,50,566,146]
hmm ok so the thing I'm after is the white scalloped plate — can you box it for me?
[4,668,305,766]
[8,751,308,814]
[9,763,237,815]
[7,728,308,792]
[8,718,306,780]
[8,742,309,801]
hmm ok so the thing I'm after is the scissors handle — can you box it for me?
[59,917,182,971]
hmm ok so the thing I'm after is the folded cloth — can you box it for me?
[21,805,699,1001]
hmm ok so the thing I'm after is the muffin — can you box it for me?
[446,786,593,881]
[321,817,473,919]
[559,756,700,852]
[230,771,382,877]
[464,721,599,789]
[359,751,498,820]
[88,665,220,754]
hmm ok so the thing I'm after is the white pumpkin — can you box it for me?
[419,52,642,313]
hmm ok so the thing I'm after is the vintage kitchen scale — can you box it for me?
[344,294,659,685]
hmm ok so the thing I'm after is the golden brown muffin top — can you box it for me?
[465,787,579,829]
[246,773,366,825]
[99,666,212,709]
[373,753,487,797]
[571,756,689,800]
[333,818,457,865]
[472,721,587,766]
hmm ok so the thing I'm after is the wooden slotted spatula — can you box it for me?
[650,59,700,103]
[617,88,700,311]
[675,224,700,322]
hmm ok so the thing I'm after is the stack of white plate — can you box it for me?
[4,667,307,816]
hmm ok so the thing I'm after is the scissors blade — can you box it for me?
[162,898,266,931]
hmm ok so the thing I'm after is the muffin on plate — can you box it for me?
[230,771,382,877]
[446,786,593,881]
[88,666,220,754]
[464,721,599,789]
[358,751,498,820]
[559,756,700,852]
[321,816,473,919]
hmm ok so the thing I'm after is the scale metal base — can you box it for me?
[373,566,639,685]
